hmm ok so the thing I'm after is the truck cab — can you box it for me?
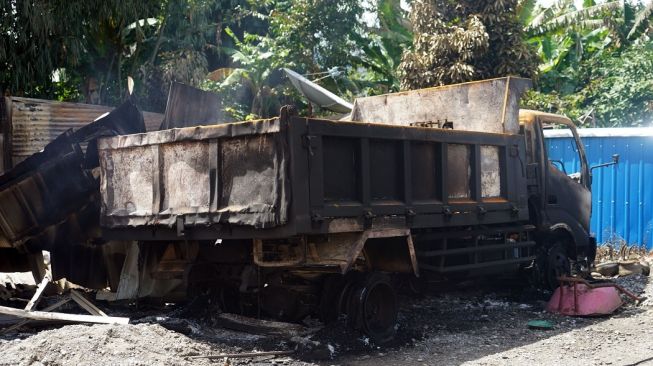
[519,110,595,288]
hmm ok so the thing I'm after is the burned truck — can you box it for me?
[95,77,596,342]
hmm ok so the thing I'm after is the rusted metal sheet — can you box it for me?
[159,82,225,130]
[99,118,289,229]
[3,97,163,169]
[349,77,532,134]
[253,229,418,275]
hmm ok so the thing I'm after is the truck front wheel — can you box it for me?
[354,273,397,344]
[320,272,398,344]
[540,241,571,290]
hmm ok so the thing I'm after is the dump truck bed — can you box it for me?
[99,115,529,241]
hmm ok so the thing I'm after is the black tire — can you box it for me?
[541,241,571,291]
[352,273,397,344]
[318,274,345,323]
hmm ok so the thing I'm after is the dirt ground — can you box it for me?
[1,274,651,366]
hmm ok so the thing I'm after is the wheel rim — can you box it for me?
[361,280,397,342]
[547,247,570,288]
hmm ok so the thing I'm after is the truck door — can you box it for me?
[540,115,592,253]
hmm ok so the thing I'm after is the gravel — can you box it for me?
[1,273,650,366]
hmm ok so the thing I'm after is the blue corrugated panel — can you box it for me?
[545,130,653,248]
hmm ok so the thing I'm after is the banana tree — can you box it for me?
[209,28,282,119]
[351,0,412,93]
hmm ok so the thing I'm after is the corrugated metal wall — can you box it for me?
[1,97,163,170]
[545,128,653,248]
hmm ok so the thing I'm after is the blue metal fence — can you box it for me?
[544,128,653,248]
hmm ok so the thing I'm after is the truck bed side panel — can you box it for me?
[301,118,530,233]
[99,119,289,229]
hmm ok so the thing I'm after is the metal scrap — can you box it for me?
[186,350,295,360]
[547,276,644,316]
[159,82,225,129]
[0,305,129,325]
[0,99,149,288]
[0,288,128,331]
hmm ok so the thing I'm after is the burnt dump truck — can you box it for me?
[98,77,595,342]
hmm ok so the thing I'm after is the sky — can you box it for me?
[362,0,586,25]
[538,0,644,7]
[538,0,584,6]
[362,0,642,26]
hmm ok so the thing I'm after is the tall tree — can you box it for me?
[520,0,653,126]
[399,0,538,90]
[266,0,364,74]
[0,0,160,100]
[351,0,412,94]
[204,0,366,119]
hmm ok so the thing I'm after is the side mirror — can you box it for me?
[590,154,620,173]
[612,154,620,164]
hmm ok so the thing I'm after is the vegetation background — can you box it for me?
[1,0,652,127]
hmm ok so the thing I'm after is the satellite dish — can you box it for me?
[283,68,353,113]
[127,76,134,95]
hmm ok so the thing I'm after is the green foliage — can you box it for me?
[587,45,653,126]
[0,0,160,100]
[524,43,653,127]
[202,27,283,120]
[399,0,538,90]
[626,0,653,41]
[0,0,259,109]
[520,0,653,127]
[7,0,651,127]
[202,0,366,119]
[350,0,412,94]
[0,0,402,116]
[266,0,364,73]
[135,0,259,111]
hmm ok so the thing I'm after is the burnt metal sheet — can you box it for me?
[2,97,163,169]
[0,248,32,272]
[99,118,289,229]
[447,144,472,199]
[252,229,418,275]
[480,145,501,198]
[0,100,147,256]
[102,115,530,242]
[0,132,97,249]
[349,77,532,134]
[159,82,225,130]
[305,118,529,227]
[0,97,9,173]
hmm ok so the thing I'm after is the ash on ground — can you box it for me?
[1,274,650,366]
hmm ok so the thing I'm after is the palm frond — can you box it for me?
[518,0,538,25]
[577,19,608,29]
[627,0,653,39]
[528,6,555,31]
[529,1,623,35]
[377,0,411,41]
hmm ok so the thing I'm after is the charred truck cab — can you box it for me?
[520,110,595,288]
[90,78,597,343]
